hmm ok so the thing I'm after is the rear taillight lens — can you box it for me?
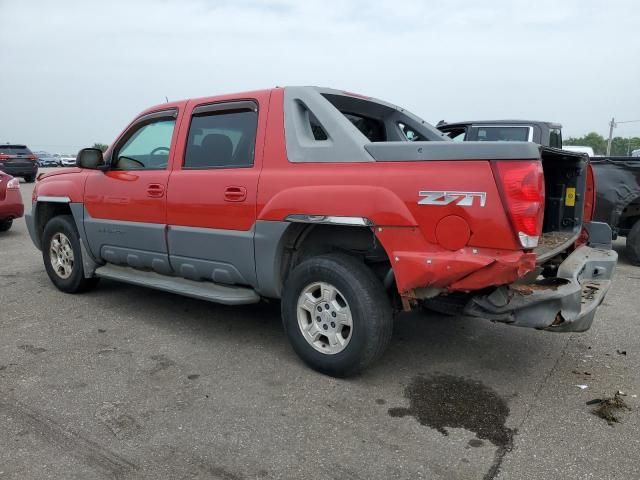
[492,160,545,249]
[28,155,37,161]
[0,154,10,161]
[7,178,20,190]
[583,163,595,222]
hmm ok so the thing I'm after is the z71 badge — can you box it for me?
[418,191,487,207]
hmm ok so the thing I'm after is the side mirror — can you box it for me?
[76,148,107,170]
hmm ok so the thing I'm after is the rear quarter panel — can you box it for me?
[257,89,533,294]
[259,88,518,251]
[258,160,519,251]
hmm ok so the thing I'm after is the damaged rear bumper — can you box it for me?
[464,245,617,332]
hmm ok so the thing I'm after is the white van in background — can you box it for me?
[562,145,595,157]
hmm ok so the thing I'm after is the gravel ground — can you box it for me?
[0,172,638,480]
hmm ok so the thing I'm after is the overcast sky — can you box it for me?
[1,0,639,152]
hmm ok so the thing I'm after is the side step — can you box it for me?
[94,264,260,305]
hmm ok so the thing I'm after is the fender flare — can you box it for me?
[29,199,100,278]
[610,190,640,230]
[258,185,417,226]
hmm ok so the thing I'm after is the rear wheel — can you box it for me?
[281,253,393,377]
[625,219,640,266]
[42,215,99,293]
[24,174,35,183]
[0,219,13,232]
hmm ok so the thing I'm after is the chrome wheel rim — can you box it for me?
[49,232,74,279]
[296,282,353,355]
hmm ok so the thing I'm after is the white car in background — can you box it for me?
[59,154,77,167]
[562,145,595,157]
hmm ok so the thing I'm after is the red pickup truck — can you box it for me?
[26,87,617,376]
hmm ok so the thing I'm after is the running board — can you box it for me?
[94,264,260,305]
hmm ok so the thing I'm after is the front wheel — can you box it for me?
[281,253,393,377]
[42,215,99,293]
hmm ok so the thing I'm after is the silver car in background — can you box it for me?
[59,154,77,167]
[35,151,61,167]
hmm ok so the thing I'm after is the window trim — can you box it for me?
[192,100,257,116]
[182,100,259,171]
[110,108,178,171]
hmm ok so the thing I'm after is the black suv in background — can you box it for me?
[436,120,563,148]
[0,144,39,182]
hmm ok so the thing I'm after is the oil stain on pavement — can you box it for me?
[388,374,515,480]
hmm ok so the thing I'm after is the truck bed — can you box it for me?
[534,231,577,262]
[536,147,589,262]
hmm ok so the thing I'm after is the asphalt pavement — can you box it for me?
[1,172,638,480]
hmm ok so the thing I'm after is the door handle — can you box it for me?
[224,186,247,202]
[147,183,165,198]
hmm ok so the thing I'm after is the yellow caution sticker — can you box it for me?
[565,187,576,207]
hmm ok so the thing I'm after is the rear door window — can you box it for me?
[184,107,258,169]
[473,126,531,142]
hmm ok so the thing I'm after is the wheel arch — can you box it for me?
[32,201,75,249]
[32,201,99,278]
[618,194,640,234]
[254,219,392,299]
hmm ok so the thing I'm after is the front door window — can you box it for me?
[114,119,176,170]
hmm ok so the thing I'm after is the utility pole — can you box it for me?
[606,117,615,156]
[606,118,640,156]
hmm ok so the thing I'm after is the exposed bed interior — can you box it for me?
[534,147,589,262]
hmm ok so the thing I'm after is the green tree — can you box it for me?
[92,143,108,152]
[610,136,640,156]
[563,132,607,155]
[563,133,640,156]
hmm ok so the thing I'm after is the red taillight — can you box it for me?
[28,155,37,161]
[492,160,545,249]
[0,154,10,160]
[583,163,595,222]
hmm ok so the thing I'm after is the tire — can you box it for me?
[0,219,12,232]
[281,253,393,377]
[625,219,640,266]
[24,175,36,183]
[42,215,99,293]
